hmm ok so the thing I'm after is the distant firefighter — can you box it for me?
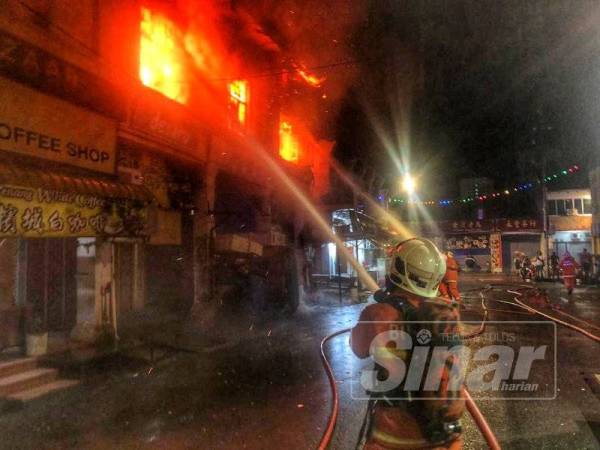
[439,251,462,303]
[560,252,580,295]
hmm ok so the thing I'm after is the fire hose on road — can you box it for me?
[505,289,600,343]
[318,327,501,450]
[317,284,600,449]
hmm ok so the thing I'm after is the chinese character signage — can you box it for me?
[0,185,146,238]
[495,218,541,232]
[489,233,503,273]
[446,234,489,250]
[0,77,117,174]
[0,29,122,119]
[442,220,494,233]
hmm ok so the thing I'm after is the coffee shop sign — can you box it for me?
[0,185,145,238]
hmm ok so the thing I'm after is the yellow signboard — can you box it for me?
[0,185,106,237]
[0,77,117,174]
[0,184,147,238]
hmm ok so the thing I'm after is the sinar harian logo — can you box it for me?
[353,321,555,400]
[416,329,432,345]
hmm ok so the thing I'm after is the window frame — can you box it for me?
[228,80,249,131]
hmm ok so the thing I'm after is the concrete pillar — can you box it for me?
[71,238,112,344]
[193,156,217,308]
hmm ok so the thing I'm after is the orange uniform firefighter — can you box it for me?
[438,251,461,303]
[559,252,580,295]
[352,238,464,450]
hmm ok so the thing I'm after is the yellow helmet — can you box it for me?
[389,238,446,298]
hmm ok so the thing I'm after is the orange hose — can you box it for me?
[504,288,600,342]
[318,327,351,450]
[550,309,600,332]
[512,296,600,343]
[461,291,488,339]
[318,327,502,449]
[463,388,501,450]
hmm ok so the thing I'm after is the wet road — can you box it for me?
[0,274,599,449]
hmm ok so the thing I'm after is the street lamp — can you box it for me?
[402,174,416,196]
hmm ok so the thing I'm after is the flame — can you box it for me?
[297,69,326,87]
[279,121,299,162]
[229,80,248,126]
[139,7,189,104]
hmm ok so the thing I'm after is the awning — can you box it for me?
[0,164,153,202]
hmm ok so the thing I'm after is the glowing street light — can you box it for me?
[402,174,416,195]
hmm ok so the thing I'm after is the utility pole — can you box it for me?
[541,157,550,278]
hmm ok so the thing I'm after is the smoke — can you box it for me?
[236,0,369,130]
[177,0,240,79]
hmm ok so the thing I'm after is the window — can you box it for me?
[565,199,573,212]
[547,200,557,215]
[228,80,248,129]
[583,198,592,214]
[139,7,189,104]
[556,199,566,215]
[574,198,583,214]
[279,121,299,162]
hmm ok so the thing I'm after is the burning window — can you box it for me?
[228,80,248,128]
[139,7,189,104]
[279,121,299,163]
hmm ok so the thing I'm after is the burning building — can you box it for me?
[0,0,333,367]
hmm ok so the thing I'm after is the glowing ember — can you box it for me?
[139,7,189,103]
[297,69,326,87]
[279,121,299,162]
[229,80,248,126]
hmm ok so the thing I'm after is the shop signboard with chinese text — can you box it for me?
[495,218,541,233]
[0,30,122,119]
[0,185,146,238]
[442,220,494,234]
[445,234,490,250]
[0,77,117,174]
[489,233,503,273]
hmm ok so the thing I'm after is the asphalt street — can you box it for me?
[0,273,598,449]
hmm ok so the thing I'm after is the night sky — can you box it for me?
[245,0,599,209]
[332,0,600,200]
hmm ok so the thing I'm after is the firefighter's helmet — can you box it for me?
[389,238,446,298]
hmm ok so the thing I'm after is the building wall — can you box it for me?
[0,0,199,343]
[589,168,600,264]
[0,0,314,333]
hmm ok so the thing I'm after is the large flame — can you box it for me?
[279,120,299,162]
[140,7,189,104]
[297,68,326,87]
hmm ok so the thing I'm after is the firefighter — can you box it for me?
[438,251,461,304]
[352,238,464,450]
[560,252,580,295]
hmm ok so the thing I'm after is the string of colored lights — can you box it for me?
[388,164,581,207]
